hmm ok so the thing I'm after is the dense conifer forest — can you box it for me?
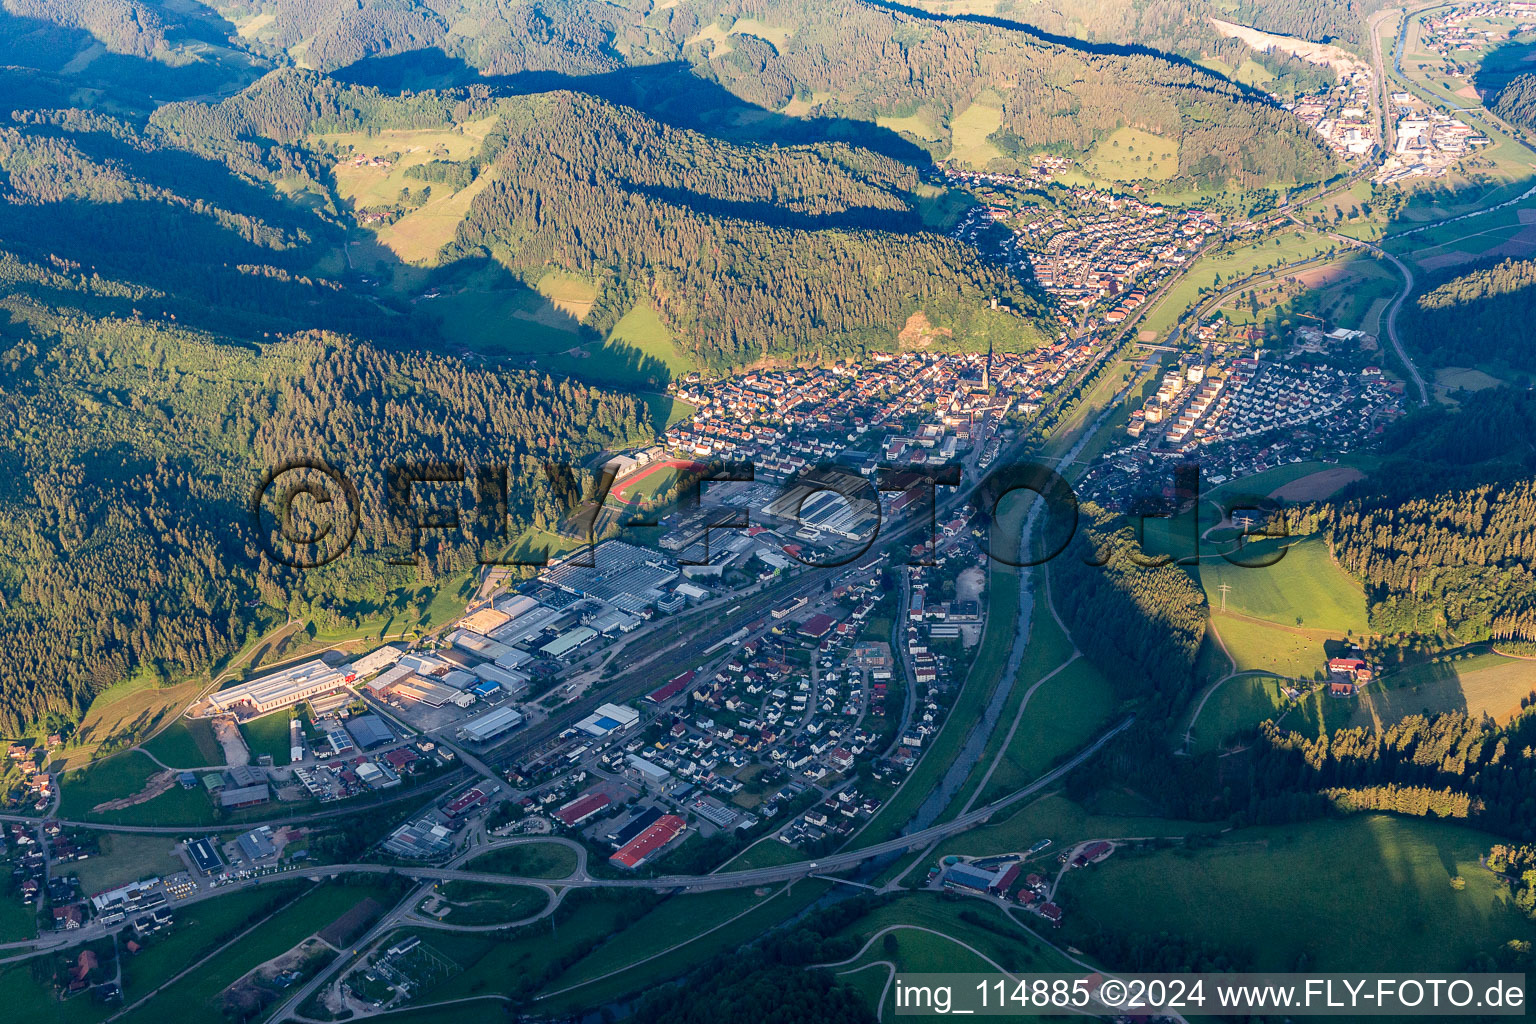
[1400,257,1536,373]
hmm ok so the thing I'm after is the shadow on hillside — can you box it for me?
[859,0,1263,95]
[331,53,936,164]
[624,180,921,232]
[1470,37,1536,102]
[0,8,267,105]
[413,257,678,390]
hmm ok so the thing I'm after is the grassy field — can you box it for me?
[425,881,548,925]
[116,880,402,1024]
[913,183,974,229]
[401,890,659,1005]
[428,278,585,356]
[321,119,498,265]
[1085,126,1178,182]
[727,16,794,48]
[1058,816,1536,971]
[56,748,287,827]
[535,271,598,321]
[1207,612,1336,680]
[932,792,1221,864]
[1140,231,1338,342]
[537,882,833,1011]
[139,718,222,769]
[1351,650,1536,730]
[947,92,1005,169]
[58,751,160,817]
[60,674,208,770]
[877,111,943,142]
[1187,673,1306,752]
[1198,535,1368,634]
[376,168,498,264]
[467,841,579,879]
[720,834,806,870]
[115,885,309,1002]
[827,893,1082,987]
[594,301,697,384]
[0,894,35,943]
[0,883,311,1024]
[537,884,798,1006]
[69,833,184,894]
[239,712,292,766]
[1435,365,1507,392]
[1277,254,1398,333]
[975,657,1118,806]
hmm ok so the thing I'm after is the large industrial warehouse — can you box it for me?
[208,659,347,714]
[459,705,526,743]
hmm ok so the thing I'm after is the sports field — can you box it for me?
[611,459,706,504]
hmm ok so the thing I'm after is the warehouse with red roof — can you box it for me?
[609,814,686,869]
[554,791,612,828]
[647,669,696,704]
[798,612,837,639]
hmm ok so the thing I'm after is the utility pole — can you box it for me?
[1217,582,1231,612]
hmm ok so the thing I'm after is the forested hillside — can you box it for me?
[655,0,1337,188]
[1053,504,1208,705]
[445,91,1041,369]
[1400,257,1536,373]
[1087,702,1536,843]
[1493,73,1536,134]
[935,0,1385,55]
[0,257,648,735]
[27,0,1344,190]
[1304,479,1536,642]
[0,35,1048,730]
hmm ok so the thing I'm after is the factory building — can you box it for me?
[382,819,454,859]
[576,702,640,737]
[345,714,394,750]
[209,660,347,714]
[540,626,598,660]
[459,705,526,743]
[609,814,687,869]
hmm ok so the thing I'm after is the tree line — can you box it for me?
[0,254,649,735]
[446,90,1048,370]
[1400,257,1536,374]
[1052,503,1209,705]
